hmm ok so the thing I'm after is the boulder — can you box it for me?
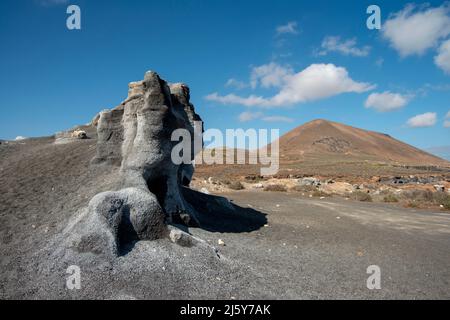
[71,130,87,139]
[70,187,166,256]
[298,177,321,187]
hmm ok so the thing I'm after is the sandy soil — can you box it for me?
[1,134,449,299]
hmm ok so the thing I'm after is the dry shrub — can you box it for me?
[402,189,450,209]
[406,201,419,208]
[264,184,287,192]
[443,198,450,210]
[290,185,317,193]
[352,191,372,202]
[312,190,330,197]
[228,181,244,190]
[402,190,433,202]
[383,193,398,203]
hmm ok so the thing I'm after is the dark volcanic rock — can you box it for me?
[71,71,204,256]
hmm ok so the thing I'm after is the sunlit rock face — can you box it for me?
[87,71,203,253]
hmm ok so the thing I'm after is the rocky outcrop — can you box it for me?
[72,71,204,256]
[68,188,166,256]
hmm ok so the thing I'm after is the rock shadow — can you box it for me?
[181,187,267,233]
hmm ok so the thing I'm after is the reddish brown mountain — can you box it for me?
[278,119,449,167]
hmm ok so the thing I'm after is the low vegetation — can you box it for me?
[290,185,317,193]
[443,198,450,210]
[383,194,399,203]
[312,190,330,197]
[352,191,373,202]
[228,181,245,190]
[401,190,450,209]
[264,184,287,192]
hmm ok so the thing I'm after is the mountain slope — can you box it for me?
[278,119,450,167]
[426,146,450,161]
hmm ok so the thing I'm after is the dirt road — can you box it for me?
[190,191,450,299]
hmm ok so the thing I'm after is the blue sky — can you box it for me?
[0,0,449,150]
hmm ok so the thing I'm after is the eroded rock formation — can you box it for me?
[69,71,204,256]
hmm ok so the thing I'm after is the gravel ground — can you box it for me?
[1,136,449,299]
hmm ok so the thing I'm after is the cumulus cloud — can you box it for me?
[238,112,294,123]
[383,3,450,57]
[407,112,437,127]
[250,62,293,89]
[238,111,264,122]
[225,78,248,90]
[435,39,450,74]
[261,116,294,123]
[445,110,450,127]
[317,36,371,57]
[364,91,411,112]
[276,21,298,35]
[206,63,375,108]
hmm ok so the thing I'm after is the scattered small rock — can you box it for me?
[71,130,88,139]
[169,228,194,247]
[298,177,321,187]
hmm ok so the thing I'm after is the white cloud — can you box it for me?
[407,112,437,127]
[238,111,294,123]
[445,110,450,127]
[435,39,450,74]
[225,78,248,90]
[250,62,293,89]
[318,36,371,57]
[205,93,269,107]
[206,63,375,108]
[238,111,264,122]
[261,116,294,123]
[383,3,450,57]
[364,91,410,112]
[276,21,298,35]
